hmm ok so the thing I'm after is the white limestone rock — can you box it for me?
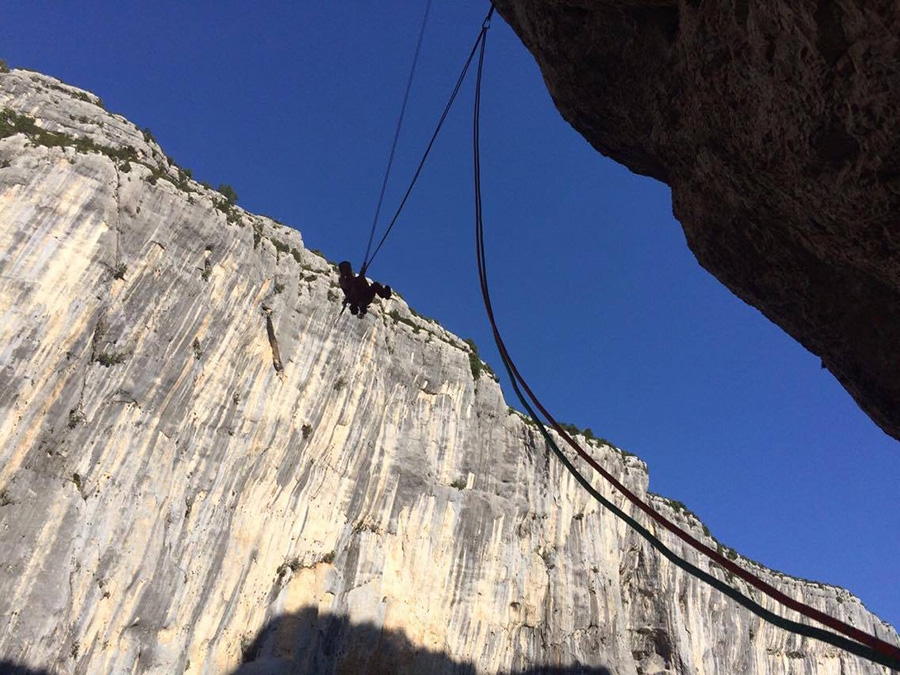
[0,68,897,675]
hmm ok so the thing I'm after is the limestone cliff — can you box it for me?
[0,69,896,674]
[491,0,900,442]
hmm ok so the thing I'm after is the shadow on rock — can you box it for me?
[519,669,611,675]
[0,662,53,675]
[231,606,611,674]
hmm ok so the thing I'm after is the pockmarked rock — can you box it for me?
[0,68,897,674]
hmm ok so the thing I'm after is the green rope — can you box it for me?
[471,13,900,671]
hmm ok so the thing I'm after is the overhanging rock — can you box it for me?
[493,0,900,441]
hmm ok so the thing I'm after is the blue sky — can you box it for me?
[4,2,898,631]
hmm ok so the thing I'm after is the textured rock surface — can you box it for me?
[491,0,900,441]
[0,69,897,674]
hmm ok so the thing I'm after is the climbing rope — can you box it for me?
[360,0,432,276]
[360,5,496,277]
[470,10,900,671]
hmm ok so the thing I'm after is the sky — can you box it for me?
[3,2,898,631]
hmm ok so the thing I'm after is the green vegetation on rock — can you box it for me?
[95,351,126,367]
[217,183,238,205]
[1,108,136,164]
[463,338,495,381]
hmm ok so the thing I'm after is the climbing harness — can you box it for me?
[360,0,433,277]
[469,8,900,671]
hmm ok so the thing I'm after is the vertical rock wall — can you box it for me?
[0,69,896,674]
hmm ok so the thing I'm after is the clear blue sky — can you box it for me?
[4,1,898,631]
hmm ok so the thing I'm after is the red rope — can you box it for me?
[473,4,900,663]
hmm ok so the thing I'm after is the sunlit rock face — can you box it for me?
[491,0,900,442]
[0,69,897,675]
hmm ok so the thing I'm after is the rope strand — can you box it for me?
[362,5,496,276]
[470,13,900,671]
[361,0,433,274]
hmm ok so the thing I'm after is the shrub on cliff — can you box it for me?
[217,183,238,205]
[463,337,495,381]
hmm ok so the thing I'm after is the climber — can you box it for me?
[338,261,392,318]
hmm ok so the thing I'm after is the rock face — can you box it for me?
[491,0,900,442]
[0,69,897,674]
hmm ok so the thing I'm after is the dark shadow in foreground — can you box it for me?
[0,661,53,675]
[519,669,613,675]
[231,606,611,675]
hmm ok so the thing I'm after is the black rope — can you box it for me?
[361,5,495,277]
[361,0,433,274]
[470,12,900,672]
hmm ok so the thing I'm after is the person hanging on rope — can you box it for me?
[338,261,392,318]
